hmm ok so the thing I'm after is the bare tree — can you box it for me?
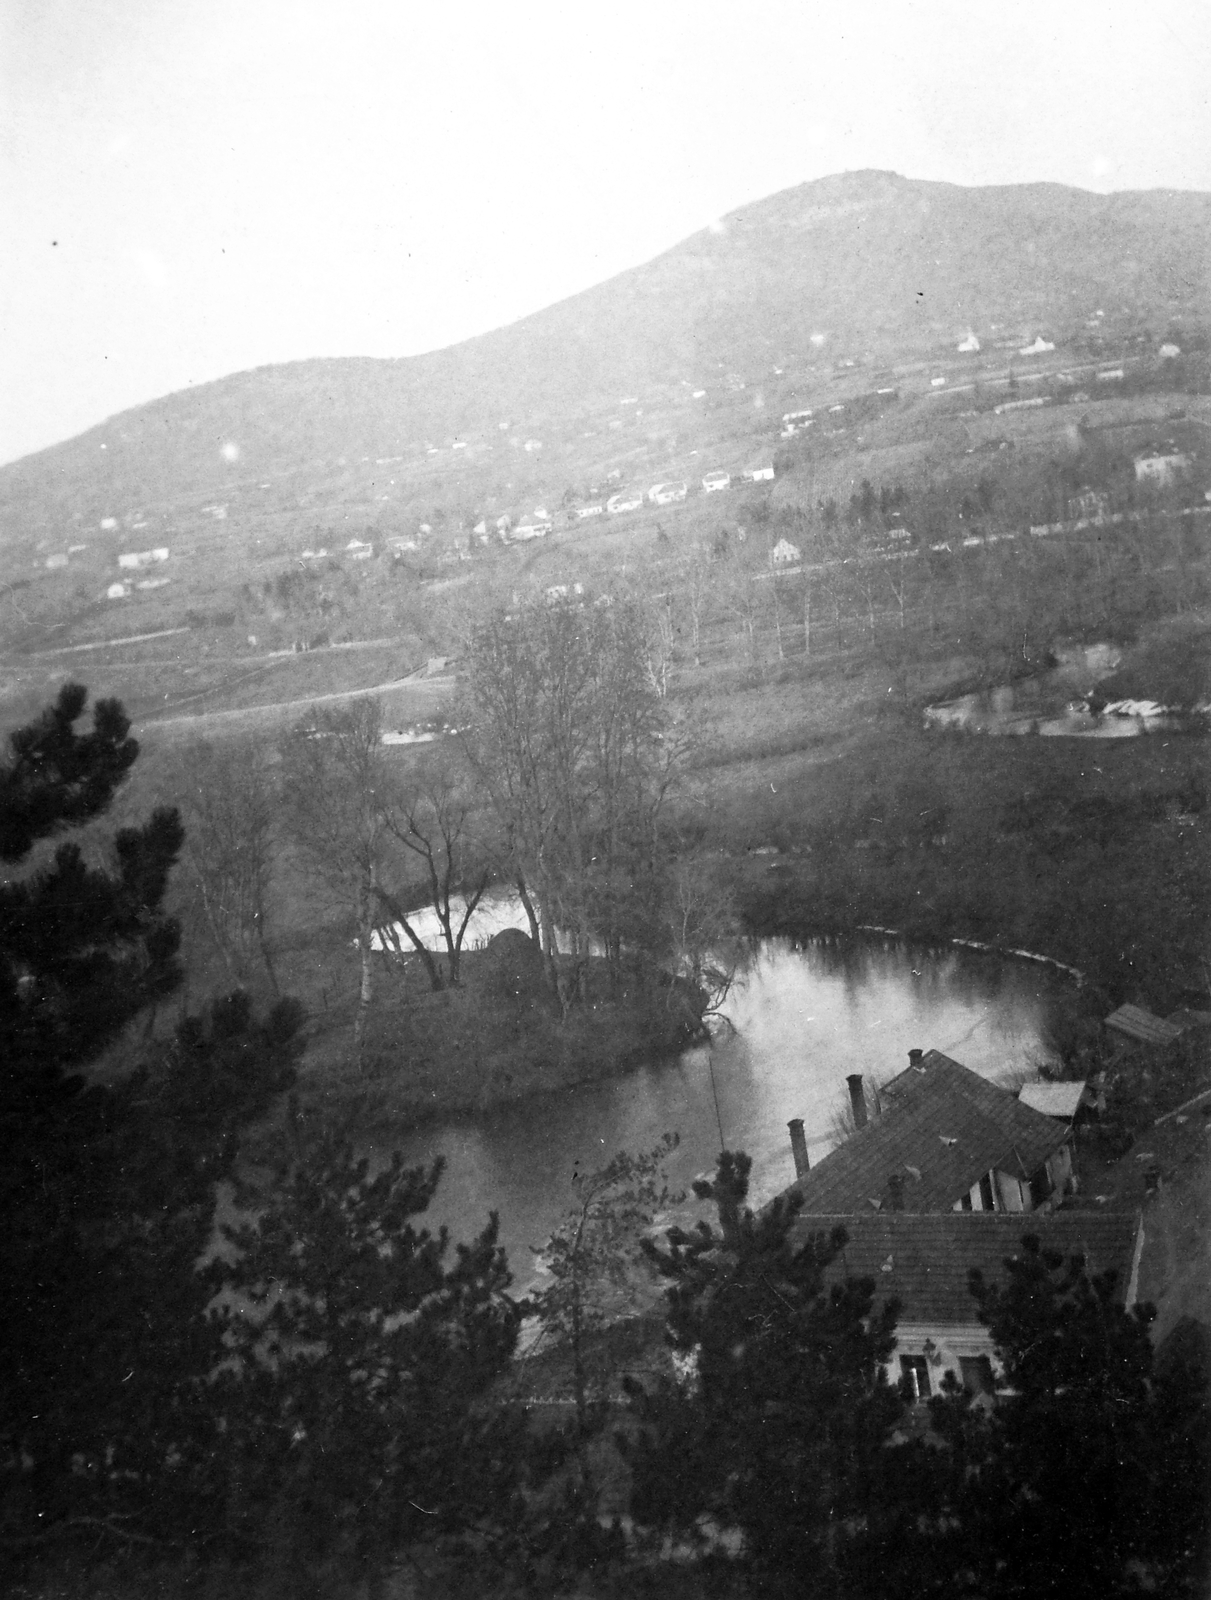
[173,736,280,992]
[461,596,674,1008]
[682,544,715,667]
[279,699,391,1066]
[662,856,743,1020]
[380,752,490,987]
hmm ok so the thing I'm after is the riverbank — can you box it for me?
[292,942,708,1134]
[690,715,1207,1013]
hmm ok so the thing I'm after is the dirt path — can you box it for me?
[142,671,455,737]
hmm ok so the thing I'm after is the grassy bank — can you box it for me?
[288,942,707,1133]
[702,718,1208,1010]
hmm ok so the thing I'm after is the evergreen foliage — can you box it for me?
[927,1237,1211,1600]
[626,1150,905,1596]
[1,683,184,1118]
[528,1134,680,1441]
[0,687,308,1561]
[215,1131,524,1571]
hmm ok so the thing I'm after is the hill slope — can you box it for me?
[2,170,1208,535]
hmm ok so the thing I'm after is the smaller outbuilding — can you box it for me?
[1105,1004,1185,1049]
[1017,1080,1088,1122]
[1134,445,1191,486]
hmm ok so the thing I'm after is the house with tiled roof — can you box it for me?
[783,1050,1075,1217]
[790,1209,1143,1400]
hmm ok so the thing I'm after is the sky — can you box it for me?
[2,0,1210,466]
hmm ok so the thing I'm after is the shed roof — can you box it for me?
[1105,1004,1184,1047]
[790,1209,1141,1325]
[1167,1009,1211,1035]
[1018,1080,1087,1120]
[785,1051,1070,1215]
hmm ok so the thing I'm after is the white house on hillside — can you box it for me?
[957,331,980,353]
[648,482,688,505]
[1134,445,1190,485]
[769,538,801,567]
[118,547,169,570]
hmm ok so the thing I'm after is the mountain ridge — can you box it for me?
[2,169,1208,534]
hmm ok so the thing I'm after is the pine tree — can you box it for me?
[0,687,306,1558]
[944,1236,1210,1600]
[1,683,183,1131]
[626,1151,904,1595]
[216,1129,524,1572]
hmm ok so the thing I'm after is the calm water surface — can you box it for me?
[367,936,1067,1294]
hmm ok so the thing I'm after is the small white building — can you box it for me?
[117,547,169,570]
[769,538,802,567]
[744,465,775,482]
[1018,336,1055,356]
[606,492,644,515]
[957,331,980,353]
[524,439,543,453]
[106,581,131,600]
[648,481,688,505]
[511,515,552,540]
[1158,342,1182,360]
[1134,446,1191,485]
[702,471,731,492]
[575,504,605,519]
[44,553,69,570]
[345,539,374,559]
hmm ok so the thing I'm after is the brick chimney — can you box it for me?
[908,1048,925,1069]
[788,1118,810,1178]
[846,1074,868,1129]
[888,1172,905,1211]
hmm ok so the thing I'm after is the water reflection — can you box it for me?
[366,936,1066,1295]
[922,644,1206,737]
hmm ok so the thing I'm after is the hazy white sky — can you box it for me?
[3,0,1210,465]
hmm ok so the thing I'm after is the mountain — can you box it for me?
[3,170,1209,540]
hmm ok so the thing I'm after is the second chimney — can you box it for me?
[846,1074,868,1130]
[788,1118,810,1178]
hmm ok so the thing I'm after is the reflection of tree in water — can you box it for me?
[785,933,1068,1058]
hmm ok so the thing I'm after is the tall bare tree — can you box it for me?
[280,699,390,1066]
[173,736,280,992]
[461,596,674,1007]
[380,751,490,988]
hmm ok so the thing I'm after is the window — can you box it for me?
[900,1355,932,1401]
[960,1190,973,1211]
[959,1356,996,1396]
[979,1173,996,1212]
[1029,1166,1051,1209]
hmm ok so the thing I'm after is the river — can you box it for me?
[365,933,1068,1296]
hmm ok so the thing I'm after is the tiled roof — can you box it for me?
[785,1052,1070,1214]
[790,1210,1141,1325]
[1105,1004,1184,1047]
